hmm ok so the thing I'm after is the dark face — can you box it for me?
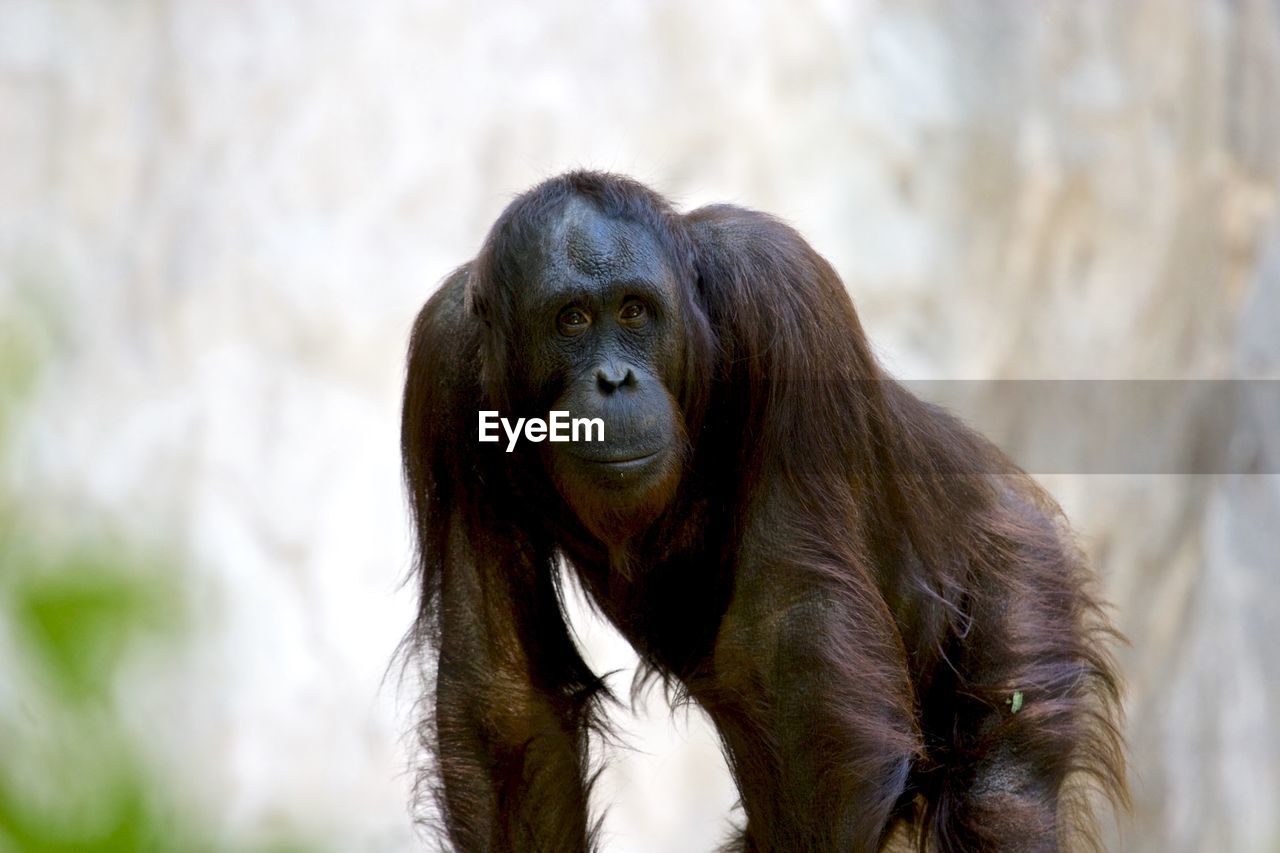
[511,197,688,542]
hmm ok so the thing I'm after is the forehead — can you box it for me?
[525,196,674,300]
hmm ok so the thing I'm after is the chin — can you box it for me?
[549,443,683,543]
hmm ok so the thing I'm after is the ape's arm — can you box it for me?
[402,271,605,852]
[701,517,922,853]
[432,527,599,852]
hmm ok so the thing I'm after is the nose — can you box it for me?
[596,362,637,394]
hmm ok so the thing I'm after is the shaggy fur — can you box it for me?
[400,172,1127,851]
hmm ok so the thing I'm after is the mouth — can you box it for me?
[570,447,665,470]
[594,450,662,468]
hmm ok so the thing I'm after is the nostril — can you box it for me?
[596,363,636,394]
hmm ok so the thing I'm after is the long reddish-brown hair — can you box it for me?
[401,172,1127,851]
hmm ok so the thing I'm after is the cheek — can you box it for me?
[504,324,574,395]
[509,357,569,410]
[652,327,689,396]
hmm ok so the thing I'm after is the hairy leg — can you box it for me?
[917,501,1125,852]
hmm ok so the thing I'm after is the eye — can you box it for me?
[619,300,647,323]
[558,307,591,335]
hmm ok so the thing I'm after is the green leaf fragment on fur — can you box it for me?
[1009,690,1024,714]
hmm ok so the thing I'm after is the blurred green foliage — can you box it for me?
[0,526,186,851]
[10,553,177,706]
[0,305,312,851]
[0,301,185,850]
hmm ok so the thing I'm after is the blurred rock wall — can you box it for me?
[2,1,1278,850]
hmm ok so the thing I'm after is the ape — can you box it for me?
[400,172,1126,852]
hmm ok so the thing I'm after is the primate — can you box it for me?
[400,171,1126,851]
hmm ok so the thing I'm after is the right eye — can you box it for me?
[558,307,591,335]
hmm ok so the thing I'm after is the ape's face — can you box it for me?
[511,198,688,541]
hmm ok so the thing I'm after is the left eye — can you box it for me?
[619,301,646,321]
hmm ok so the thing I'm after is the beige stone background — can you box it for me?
[2,1,1279,850]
